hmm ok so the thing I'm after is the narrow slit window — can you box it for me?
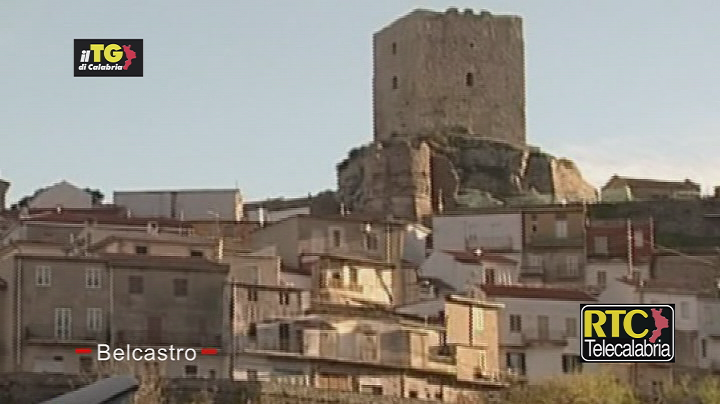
[392,76,398,90]
[466,72,474,87]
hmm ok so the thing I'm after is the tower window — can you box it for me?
[466,72,474,87]
[392,42,397,54]
[392,76,398,90]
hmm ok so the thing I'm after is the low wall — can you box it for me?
[0,372,437,404]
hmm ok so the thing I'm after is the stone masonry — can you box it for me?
[337,136,597,221]
[373,8,526,146]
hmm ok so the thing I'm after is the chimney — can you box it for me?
[257,206,266,227]
[0,179,9,211]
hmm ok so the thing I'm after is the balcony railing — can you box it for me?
[25,325,110,343]
[428,345,456,364]
[520,264,544,275]
[321,278,363,292]
[521,329,569,346]
[527,235,584,248]
[116,330,222,347]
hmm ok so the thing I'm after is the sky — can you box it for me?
[1,1,719,204]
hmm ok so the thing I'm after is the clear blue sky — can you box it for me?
[1,0,718,204]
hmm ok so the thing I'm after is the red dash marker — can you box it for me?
[201,348,218,355]
[75,348,92,354]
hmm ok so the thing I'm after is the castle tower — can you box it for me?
[373,8,526,146]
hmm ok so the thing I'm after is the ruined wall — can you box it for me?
[373,8,525,146]
[337,136,596,220]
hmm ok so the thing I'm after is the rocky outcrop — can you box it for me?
[337,135,596,220]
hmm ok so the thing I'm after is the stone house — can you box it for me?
[420,250,518,293]
[236,295,508,402]
[601,176,701,202]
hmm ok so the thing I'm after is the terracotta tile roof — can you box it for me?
[442,250,517,265]
[100,253,228,271]
[603,175,700,191]
[17,212,191,228]
[481,284,597,301]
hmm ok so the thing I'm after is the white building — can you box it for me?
[480,284,598,383]
[26,180,93,209]
[432,212,522,258]
[421,250,518,293]
[113,189,242,221]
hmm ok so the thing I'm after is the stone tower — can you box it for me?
[373,8,526,146]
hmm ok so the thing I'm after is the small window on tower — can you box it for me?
[466,72,474,87]
[392,76,398,90]
[392,42,397,54]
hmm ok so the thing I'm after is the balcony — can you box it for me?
[521,329,569,346]
[321,278,363,292]
[428,345,456,364]
[520,264,544,276]
[527,235,584,248]
[25,325,110,344]
[116,330,222,347]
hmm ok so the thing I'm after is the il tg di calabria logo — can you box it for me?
[74,39,143,77]
[75,345,218,362]
[580,304,675,363]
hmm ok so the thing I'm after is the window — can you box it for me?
[36,266,52,287]
[527,254,542,268]
[465,72,474,87]
[506,352,526,375]
[565,255,579,276]
[594,236,609,255]
[190,250,203,257]
[364,232,379,251]
[55,308,72,340]
[247,323,257,340]
[565,317,577,338]
[248,266,259,284]
[247,369,258,381]
[509,315,522,332]
[128,275,144,294]
[330,228,343,248]
[349,266,359,285]
[134,245,148,255]
[392,76,398,90]
[702,338,708,358]
[79,356,93,373]
[359,332,378,361]
[85,268,102,289]
[597,270,607,287]
[87,308,103,332]
[634,231,645,248]
[391,42,397,54]
[562,355,582,373]
[555,219,568,238]
[279,291,290,305]
[477,351,487,370]
[248,288,258,302]
[408,391,418,399]
[173,279,188,297]
[184,365,198,377]
[472,307,484,332]
[484,268,496,285]
[680,301,690,319]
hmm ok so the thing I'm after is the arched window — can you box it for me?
[392,76,398,89]
[466,72,474,87]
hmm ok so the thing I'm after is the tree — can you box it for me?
[503,372,640,404]
[83,188,105,205]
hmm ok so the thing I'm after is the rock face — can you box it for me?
[337,135,596,220]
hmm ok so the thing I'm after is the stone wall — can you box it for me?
[337,135,596,220]
[373,8,526,146]
[589,199,720,247]
[0,373,438,404]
